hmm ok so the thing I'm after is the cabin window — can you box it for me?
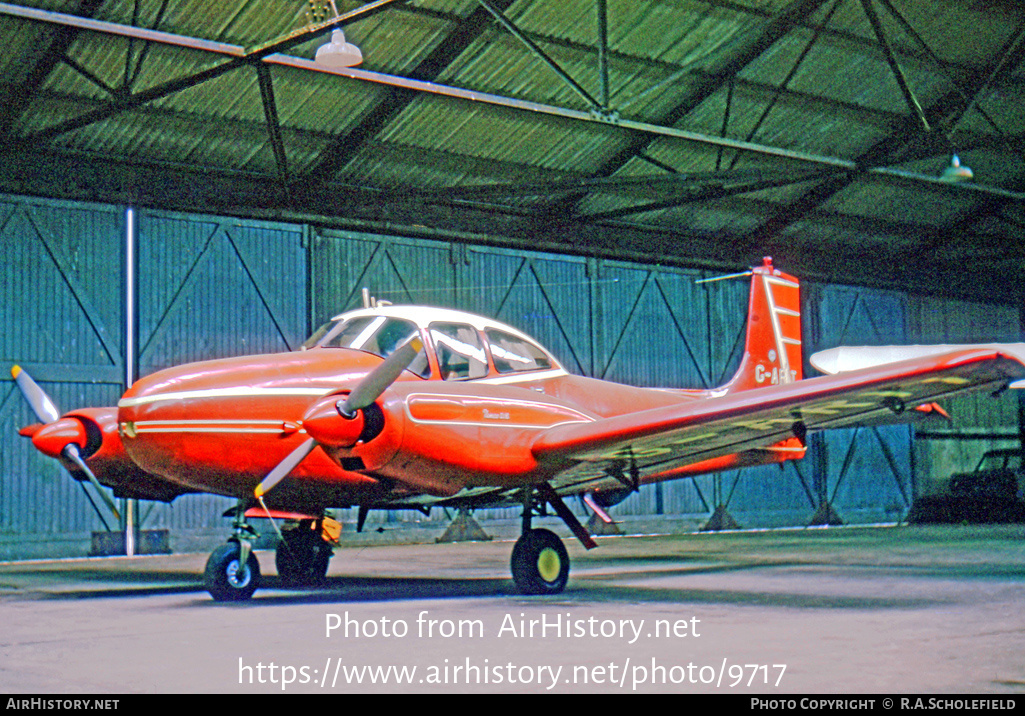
[430,323,488,380]
[485,329,553,373]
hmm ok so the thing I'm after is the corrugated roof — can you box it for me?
[0,0,1022,301]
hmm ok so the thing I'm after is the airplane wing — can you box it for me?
[811,343,1025,389]
[530,348,1025,494]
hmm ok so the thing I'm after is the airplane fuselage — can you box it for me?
[114,345,732,511]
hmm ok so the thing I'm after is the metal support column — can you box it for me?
[124,207,138,556]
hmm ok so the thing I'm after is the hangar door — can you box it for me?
[908,294,1022,487]
[805,282,913,524]
[134,210,308,543]
[0,196,126,558]
[0,197,308,559]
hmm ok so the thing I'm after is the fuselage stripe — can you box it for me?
[118,386,334,408]
[129,419,299,435]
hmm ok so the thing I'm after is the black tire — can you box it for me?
[510,528,570,595]
[204,542,260,602]
[275,527,332,586]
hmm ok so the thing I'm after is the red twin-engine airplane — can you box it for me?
[13,258,1025,601]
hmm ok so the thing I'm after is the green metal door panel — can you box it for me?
[138,211,306,375]
[595,264,749,389]
[703,274,751,386]
[311,229,456,326]
[1,382,125,546]
[908,295,1020,428]
[807,282,913,522]
[907,294,1022,487]
[0,195,125,552]
[461,246,592,376]
[725,462,817,524]
[1,197,123,377]
[595,264,704,388]
[134,211,307,537]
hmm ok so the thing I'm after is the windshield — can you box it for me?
[303,316,431,378]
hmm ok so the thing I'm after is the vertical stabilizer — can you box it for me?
[722,257,802,393]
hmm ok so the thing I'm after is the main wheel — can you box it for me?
[510,528,570,595]
[275,526,332,586]
[204,542,260,602]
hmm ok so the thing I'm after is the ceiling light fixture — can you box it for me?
[313,0,362,68]
[939,154,973,183]
[315,27,362,67]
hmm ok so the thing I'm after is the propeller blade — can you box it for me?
[11,366,60,423]
[12,367,121,523]
[62,443,121,522]
[254,437,316,498]
[338,336,424,417]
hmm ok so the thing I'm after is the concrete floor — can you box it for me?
[1,522,1024,694]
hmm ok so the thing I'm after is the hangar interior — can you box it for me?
[1,0,1023,559]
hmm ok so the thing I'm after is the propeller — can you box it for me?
[12,365,59,423]
[254,438,316,499]
[336,336,424,418]
[11,366,121,522]
[252,336,424,499]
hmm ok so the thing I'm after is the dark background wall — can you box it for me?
[1,193,1020,559]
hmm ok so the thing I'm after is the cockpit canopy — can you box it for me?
[302,306,560,382]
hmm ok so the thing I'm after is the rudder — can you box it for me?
[722,257,802,393]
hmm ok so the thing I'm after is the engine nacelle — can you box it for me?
[22,407,193,502]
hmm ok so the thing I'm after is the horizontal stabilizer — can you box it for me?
[811,344,1025,389]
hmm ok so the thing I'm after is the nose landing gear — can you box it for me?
[204,541,260,602]
[203,505,337,601]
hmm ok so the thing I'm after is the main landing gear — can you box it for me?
[204,484,597,601]
[275,518,337,587]
[510,483,597,595]
[511,528,570,595]
[203,505,338,601]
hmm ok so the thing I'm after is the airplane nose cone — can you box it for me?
[302,395,365,448]
[32,417,88,459]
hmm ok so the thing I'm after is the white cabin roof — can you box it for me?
[328,304,564,372]
[333,305,539,343]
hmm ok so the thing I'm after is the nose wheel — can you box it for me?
[204,542,260,602]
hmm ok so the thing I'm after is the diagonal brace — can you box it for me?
[536,482,598,550]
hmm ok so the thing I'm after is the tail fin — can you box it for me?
[723,257,802,393]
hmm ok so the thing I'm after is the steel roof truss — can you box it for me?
[574,168,842,222]
[256,64,291,187]
[1,0,1021,207]
[858,0,930,133]
[474,0,602,111]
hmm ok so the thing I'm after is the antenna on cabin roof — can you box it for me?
[695,257,773,284]
[695,269,754,284]
[360,288,391,308]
